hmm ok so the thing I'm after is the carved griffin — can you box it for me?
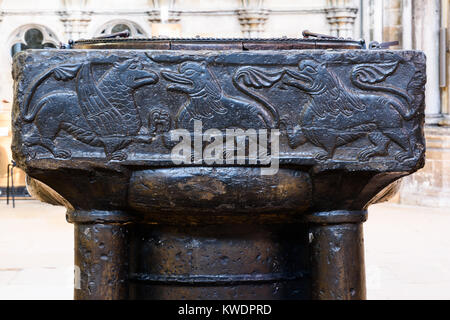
[160,61,279,131]
[21,58,159,160]
[239,59,425,162]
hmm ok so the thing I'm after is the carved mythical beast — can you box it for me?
[161,61,279,131]
[21,58,159,160]
[240,59,425,162]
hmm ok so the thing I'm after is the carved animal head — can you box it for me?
[161,61,221,99]
[114,58,159,89]
[284,59,364,118]
[283,59,335,94]
[161,61,226,119]
[149,108,171,134]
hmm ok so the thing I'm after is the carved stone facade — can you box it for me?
[12,48,425,170]
[0,0,449,208]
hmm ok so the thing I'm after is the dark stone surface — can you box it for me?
[11,45,426,299]
[11,49,426,214]
[12,50,425,170]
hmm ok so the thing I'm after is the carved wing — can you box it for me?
[203,68,227,114]
[22,64,82,121]
[234,67,285,89]
[351,61,399,84]
[52,64,82,81]
[77,63,126,136]
[318,61,399,118]
[312,74,366,118]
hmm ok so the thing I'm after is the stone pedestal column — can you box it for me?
[67,210,133,300]
[308,210,367,300]
[128,223,309,299]
[68,210,368,300]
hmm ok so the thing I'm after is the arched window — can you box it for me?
[96,20,147,38]
[10,25,59,58]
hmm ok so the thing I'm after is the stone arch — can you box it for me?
[9,24,60,58]
[94,19,148,38]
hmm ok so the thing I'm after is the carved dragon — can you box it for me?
[21,58,160,160]
[161,61,279,131]
[238,59,425,162]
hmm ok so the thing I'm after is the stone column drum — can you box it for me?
[11,38,426,299]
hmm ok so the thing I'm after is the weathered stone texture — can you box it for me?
[11,44,426,300]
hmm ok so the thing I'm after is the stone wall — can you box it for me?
[398,127,450,208]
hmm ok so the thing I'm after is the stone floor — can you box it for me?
[0,200,73,300]
[0,200,449,300]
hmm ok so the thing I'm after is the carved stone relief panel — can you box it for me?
[12,49,425,173]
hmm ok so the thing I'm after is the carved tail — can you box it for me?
[351,62,416,121]
[22,64,82,122]
[60,122,103,147]
[22,94,52,122]
[233,67,283,127]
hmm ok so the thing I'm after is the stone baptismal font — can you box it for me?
[11,33,426,299]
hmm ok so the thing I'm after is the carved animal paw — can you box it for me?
[107,151,128,161]
[395,152,413,162]
[358,148,376,162]
[53,149,71,159]
[25,147,37,160]
[161,133,179,150]
[133,135,156,144]
[314,152,330,161]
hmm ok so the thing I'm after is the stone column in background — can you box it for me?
[397,0,450,208]
[325,0,358,38]
[147,0,181,37]
[402,0,413,50]
[57,0,92,40]
[413,0,442,124]
[237,0,269,38]
[383,0,402,49]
